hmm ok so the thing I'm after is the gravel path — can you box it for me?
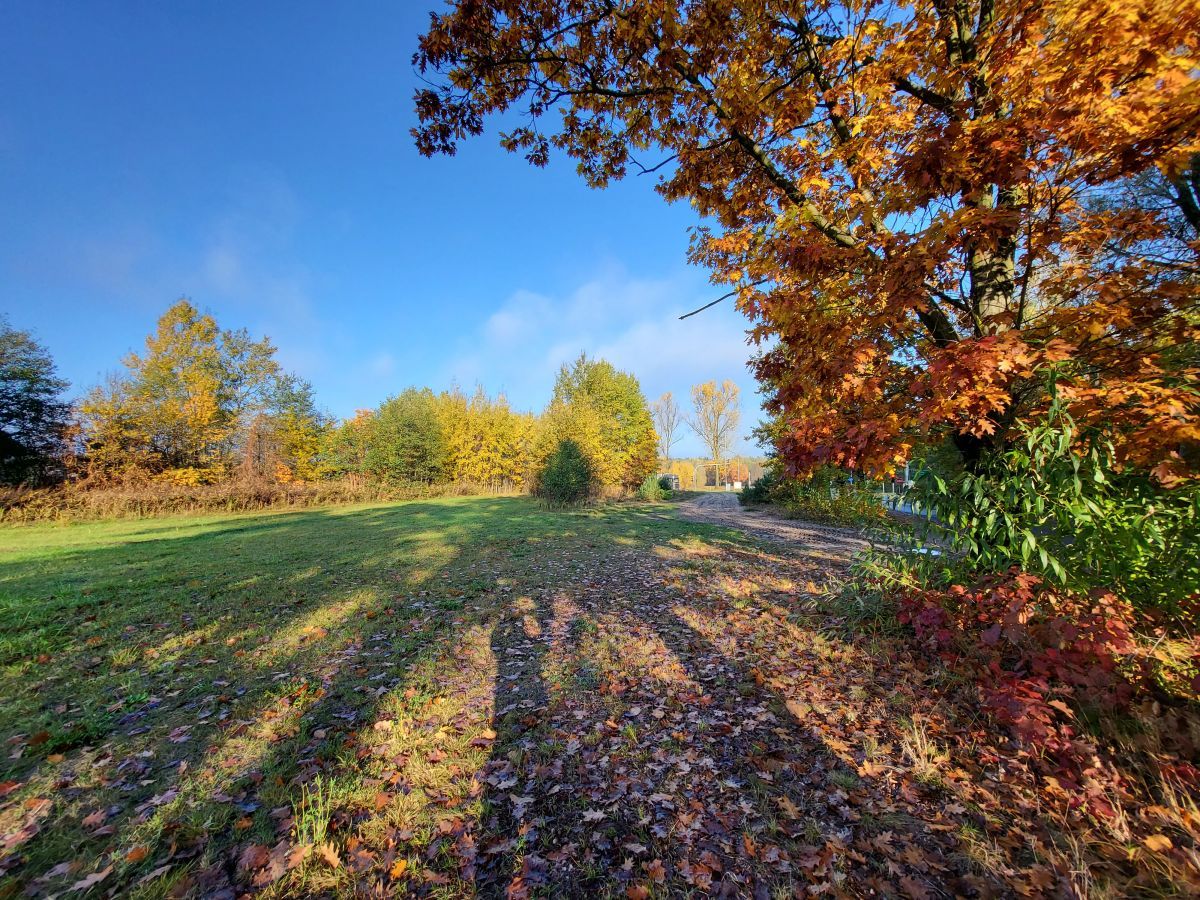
[676,491,873,565]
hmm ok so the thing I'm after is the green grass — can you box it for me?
[7,495,1168,897]
[0,495,720,896]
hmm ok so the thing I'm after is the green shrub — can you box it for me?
[534,439,595,507]
[739,469,777,504]
[657,474,673,492]
[901,400,1199,620]
[741,465,883,527]
[366,388,448,484]
[638,474,667,501]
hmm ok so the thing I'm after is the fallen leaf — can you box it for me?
[124,845,150,864]
[645,859,666,883]
[1143,834,1174,853]
[286,843,311,870]
[237,843,270,874]
[776,795,802,819]
[69,865,112,892]
[317,841,341,868]
[136,864,172,885]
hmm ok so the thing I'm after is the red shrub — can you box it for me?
[899,570,1140,792]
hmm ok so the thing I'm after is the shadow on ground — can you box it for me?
[2,496,1012,897]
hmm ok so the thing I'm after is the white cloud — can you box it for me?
[442,263,768,457]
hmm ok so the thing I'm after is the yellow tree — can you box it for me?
[548,354,658,489]
[687,381,741,476]
[531,396,609,489]
[322,409,376,478]
[80,300,279,479]
[439,386,534,489]
[668,459,695,490]
[266,375,330,481]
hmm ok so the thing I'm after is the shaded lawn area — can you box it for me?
[0,497,1183,898]
[0,497,753,898]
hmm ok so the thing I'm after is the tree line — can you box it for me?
[0,301,744,502]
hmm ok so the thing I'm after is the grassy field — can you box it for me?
[2,496,1193,897]
[0,497,735,897]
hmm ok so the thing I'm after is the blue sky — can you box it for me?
[0,1,763,457]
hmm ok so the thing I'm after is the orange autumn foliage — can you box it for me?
[413,0,1200,480]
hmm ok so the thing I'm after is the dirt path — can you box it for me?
[677,491,872,565]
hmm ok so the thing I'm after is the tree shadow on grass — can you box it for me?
[470,585,556,896]
[0,497,708,896]
[624,558,999,896]
[461,530,1013,898]
[1,500,492,894]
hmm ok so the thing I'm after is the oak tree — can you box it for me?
[414,0,1200,481]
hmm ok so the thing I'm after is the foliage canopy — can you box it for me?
[0,319,70,484]
[414,0,1200,482]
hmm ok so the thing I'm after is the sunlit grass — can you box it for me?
[0,496,716,895]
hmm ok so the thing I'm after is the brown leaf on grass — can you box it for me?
[316,841,341,868]
[42,861,76,880]
[776,795,802,819]
[124,845,150,864]
[742,833,758,858]
[167,726,191,743]
[236,843,270,875]
[69,865,112,892]
[136,864,172,886]
[0,780,19,798]
[626,886,650,899]
[286,843,311,870]
[252,841,292,886]
[348,845,376,873]
[80,809,106,829]
[644,859,667,883]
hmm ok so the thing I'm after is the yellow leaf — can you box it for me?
[389,858,408,880]
[1143,834,1173,853]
